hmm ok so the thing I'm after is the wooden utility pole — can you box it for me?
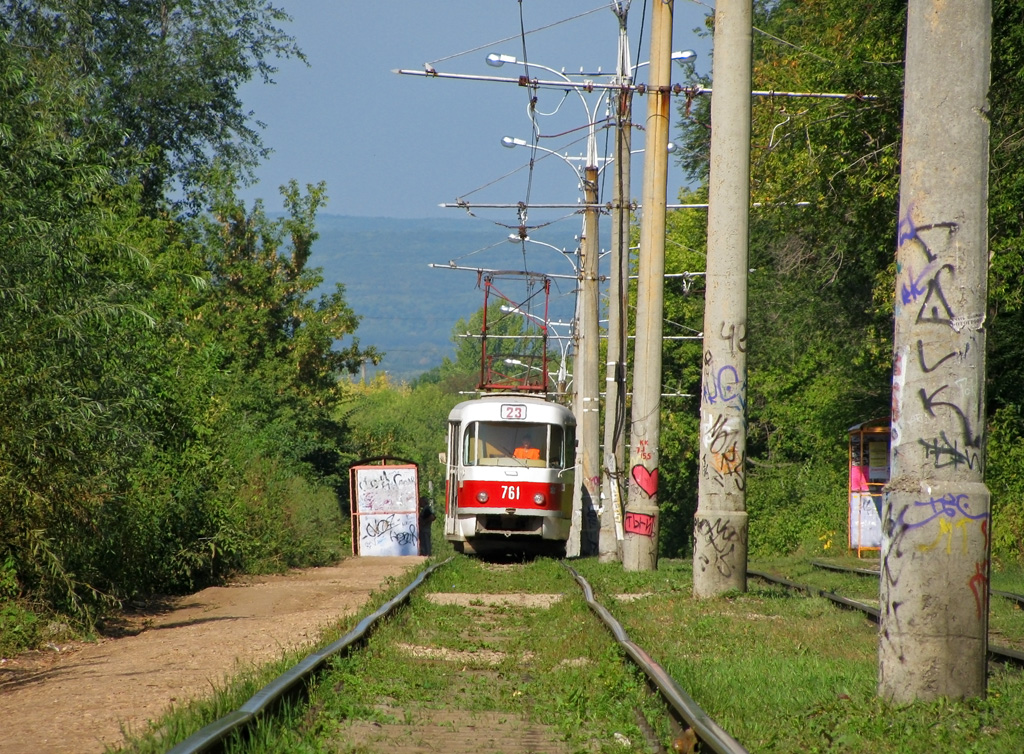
[600,2,633,563]
[879,0,992,702]
[622,0,672,571]
[693,0,752,597]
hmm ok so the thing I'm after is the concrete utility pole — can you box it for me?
[622,0,672,571]
[574,163,602,557]
[693,0,752,597]
[600,2,633,563]
[879,0,992,702]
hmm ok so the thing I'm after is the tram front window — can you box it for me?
[462,422,566,468]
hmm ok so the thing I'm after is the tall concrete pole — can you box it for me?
[693,0,752,597]
[568,160,602,558]
[622,0,672,571]
[600,5,633,563]
[578,164,602,556]
[879,0,992,703]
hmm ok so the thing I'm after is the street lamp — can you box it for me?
[507,233,579,275]
[486,53,609,166]
[504,358,573,392]
[632,49,696,77]
[501,135,676,179]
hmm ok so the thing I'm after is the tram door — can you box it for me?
[444,420,460,536]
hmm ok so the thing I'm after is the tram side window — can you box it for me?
[548,426,565,469]
[462,423,484,466]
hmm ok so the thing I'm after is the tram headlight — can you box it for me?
[533,492,545,504]
[476,491,489,503]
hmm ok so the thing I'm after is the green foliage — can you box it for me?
[660,0,906,556]
[0,36,161,619]
[341,379,461,509]
[2,0,306,208]
[0,600,41,658]
[746,461,848,557]
[0,16,372,635]
[985,405,1024,565]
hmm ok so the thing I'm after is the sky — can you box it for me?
[238,1,716,223]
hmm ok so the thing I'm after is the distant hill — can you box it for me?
[311,215,567,381]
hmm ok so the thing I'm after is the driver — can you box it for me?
[513,434,541,460]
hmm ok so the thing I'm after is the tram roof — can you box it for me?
[448,394,576,425]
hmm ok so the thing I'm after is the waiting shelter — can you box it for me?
[848,418,890,557]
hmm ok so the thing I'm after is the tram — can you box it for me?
[442,394,576,556]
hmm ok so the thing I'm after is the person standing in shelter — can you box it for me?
[418,495,435,556]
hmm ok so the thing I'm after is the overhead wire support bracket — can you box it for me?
[393,67,696,95]
[395,68,877,101]
[440,202,608,210]
[427,263,579,281]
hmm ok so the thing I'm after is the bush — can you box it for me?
[746,460,848,557]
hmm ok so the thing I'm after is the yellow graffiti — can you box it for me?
[916,517,971,555]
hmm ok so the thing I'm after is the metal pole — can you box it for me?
[693,0,752,597]
[879,0,992,702]
[600,4,633,563]
[622,0,672,571]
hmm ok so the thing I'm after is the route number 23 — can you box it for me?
[501,404,527,420]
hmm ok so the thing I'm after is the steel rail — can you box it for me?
[991,588,1024,609]
[167,557,453,754]
[747,569,880,620]
[747,569,1024,667]
[808,559,880,577]
[564,564,749,754]
[809,559,1024,610]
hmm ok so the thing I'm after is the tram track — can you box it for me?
[155,553,1024,754]
[748,565,1024,668]
[165,556,750,754]
[807,558,1024,609]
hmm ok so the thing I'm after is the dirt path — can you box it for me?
[0,556,426,754]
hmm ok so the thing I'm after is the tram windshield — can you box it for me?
[462,422,570,469]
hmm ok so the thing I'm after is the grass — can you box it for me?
[118,548,1024,753]
[572,556,1024,753]
[114,568,418,753]
[228,556,676,753]
[748,552,1024,649]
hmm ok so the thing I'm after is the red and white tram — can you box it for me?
[443,394,576,556]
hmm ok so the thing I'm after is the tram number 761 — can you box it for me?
[501,485,521,501]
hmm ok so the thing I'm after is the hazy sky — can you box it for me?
[238,1,715,222]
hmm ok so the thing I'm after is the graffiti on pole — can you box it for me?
[694,516,746,578]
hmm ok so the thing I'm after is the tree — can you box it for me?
[663,0,1024,562]
[2,0,304,208]
[0,37,168,615]
[661,0,908,556]
[1,4,382,637]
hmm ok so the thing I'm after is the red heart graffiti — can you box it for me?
[631,465,658,498]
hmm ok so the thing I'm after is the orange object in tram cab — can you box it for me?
[513,436,541,460]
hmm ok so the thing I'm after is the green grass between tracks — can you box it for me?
[573,556,1024,754]
[231,554,676,753]
[119,550,1024,754]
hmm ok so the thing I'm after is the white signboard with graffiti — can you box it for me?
[350,464,419,556]
[849,492,883,549]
